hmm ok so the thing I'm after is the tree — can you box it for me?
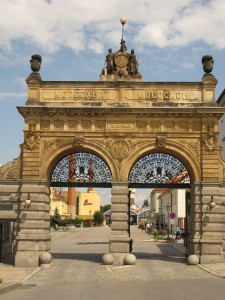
[142,199,149,208]
[52,207,61,225]
[100,204,111,213]
[93,210,104,226]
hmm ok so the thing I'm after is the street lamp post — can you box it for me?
[158,207,162,230]
[166,203,171,239]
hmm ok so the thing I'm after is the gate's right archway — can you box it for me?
[124,144,224,264]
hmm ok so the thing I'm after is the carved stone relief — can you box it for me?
[0,158,20,180]
[67,120,78,129]
[28,119,37,131]
[111,140,129,159]
[203,131,219,152]
[150,121,160,131]
[95,121,105,130]
[164,121,175,131]
[82,121,92,130]
[157,136,167,148]
[136,121,147,131]
[180,140,200,161]
[40,120,50,130]
[74,136,85,146]
[54,120,64,129]
[192,121,201,131]
[178,121,188,131]
[24,132,40,151]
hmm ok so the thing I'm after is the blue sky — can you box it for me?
[0,0,224,206]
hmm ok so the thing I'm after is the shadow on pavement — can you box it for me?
[76,242,109,245]
[51,252,104,263]
[134,252,186,264]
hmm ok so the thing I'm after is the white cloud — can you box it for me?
[0,92,26,102]
[0,0,224,56]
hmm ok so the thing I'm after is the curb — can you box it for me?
[171,244,225,278]
[197,264,225,278]
[0,267,41,294]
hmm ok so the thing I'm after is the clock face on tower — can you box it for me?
[114,53,129,68]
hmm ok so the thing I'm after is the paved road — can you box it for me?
[1,226,225,300]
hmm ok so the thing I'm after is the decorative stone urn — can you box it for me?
[30,54,42,72]
[202,55,214,73]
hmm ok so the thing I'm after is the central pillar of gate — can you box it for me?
[108,182,132,265]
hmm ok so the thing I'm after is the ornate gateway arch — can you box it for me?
[0,40,225,267]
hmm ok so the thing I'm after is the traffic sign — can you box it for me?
[170,212,176,219]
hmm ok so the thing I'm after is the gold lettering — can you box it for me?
[146,91,150,99]
[158,91,163,99]
[62,91,67,98]
[164,91,169,99]
[169,92,176,99]
[55,91,61,98]
[138,91,145,99]
[152,91,157,99]
[176,92,181,99]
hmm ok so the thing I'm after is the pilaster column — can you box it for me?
[108,182,130,263]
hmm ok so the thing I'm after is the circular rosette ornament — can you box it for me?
[111,140,129,159]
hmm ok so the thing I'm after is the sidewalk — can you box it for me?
[0,263,40,293]
[172,240,225,278]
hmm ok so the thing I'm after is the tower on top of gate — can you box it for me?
[100,17,142,82]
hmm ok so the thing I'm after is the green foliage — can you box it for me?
[0,278,2,284]
[142,199,149,208]
[58,218,82,227]
[93,210,104,225]
[52,207,61,225]
[152,229,159,238]
[159,229,167,236]
[100,204,111,213]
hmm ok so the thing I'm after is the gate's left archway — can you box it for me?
[1,43,225,267]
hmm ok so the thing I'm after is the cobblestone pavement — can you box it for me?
[1,226,225,300]
[19,226,215,286]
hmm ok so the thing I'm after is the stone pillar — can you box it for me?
[108,182,132,264]
[187,182,225,264]
[13,180,51,267]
